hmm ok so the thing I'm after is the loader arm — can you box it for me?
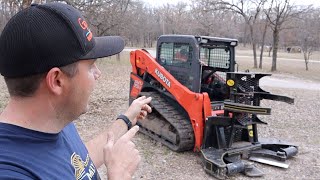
[130,49,212,150]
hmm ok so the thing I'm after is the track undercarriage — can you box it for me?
[138,91,194,152]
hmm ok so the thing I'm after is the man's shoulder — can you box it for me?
[61,122,82,141]
[0,122,77,136]
[0,123,90,179]
[0,122,85,158]
[0,122,59,141]
[63,122,77,133]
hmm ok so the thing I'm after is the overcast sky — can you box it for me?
[142,0,319,7]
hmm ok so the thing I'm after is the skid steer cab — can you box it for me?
[129,35,297,179]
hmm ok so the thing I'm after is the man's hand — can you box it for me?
[124,96,152,125]
[86,97,152,169]
[104,126,140,180]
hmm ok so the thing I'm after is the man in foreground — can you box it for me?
[0,2,151,179]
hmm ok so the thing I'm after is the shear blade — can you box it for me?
[249,156,289,168]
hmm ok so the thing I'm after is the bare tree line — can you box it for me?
[0,0,318,71]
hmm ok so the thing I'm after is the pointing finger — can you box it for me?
[122,125,139,141]
[140,97,152,105]
[135,96,146,101]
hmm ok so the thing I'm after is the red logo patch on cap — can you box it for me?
[78,18,92,41]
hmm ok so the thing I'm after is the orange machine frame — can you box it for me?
[130,50,213,151]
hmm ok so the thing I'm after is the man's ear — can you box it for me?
[45,67,66,95]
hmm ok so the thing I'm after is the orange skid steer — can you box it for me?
[129,35,297,179]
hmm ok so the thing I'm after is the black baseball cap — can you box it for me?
[0,2,125,78]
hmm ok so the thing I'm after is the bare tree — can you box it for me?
[300,37,314,71]
[265,0,311,71]
[295,8,319,71]
[194,0,267,68]
[258,2,273,69]
[21,0,32,9]
[65,0,133,36]
[191,3,220,36]
[1,0,22,31]
[171,2,192,34]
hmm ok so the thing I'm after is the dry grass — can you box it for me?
[90,49,319,179]
[0,48,318,179]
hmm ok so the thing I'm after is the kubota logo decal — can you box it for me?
[155,68,171,88]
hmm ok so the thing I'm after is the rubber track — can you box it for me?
[139,91,195,152]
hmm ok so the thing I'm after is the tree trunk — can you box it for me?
[250,25,258,68]
[143,35,146,48]
[259,45,264,68]
[268,48,272,57]
[271,28,279,72]
[259,20,269,69]
[243,25,247,47]
[259,47,264,69]
[148,33,151,48]
[305,60,309,71]
[303,52,309,71]
[253,42,258,68]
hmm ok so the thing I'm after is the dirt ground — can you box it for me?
[0,50,319,179]
[74,51,319,180]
